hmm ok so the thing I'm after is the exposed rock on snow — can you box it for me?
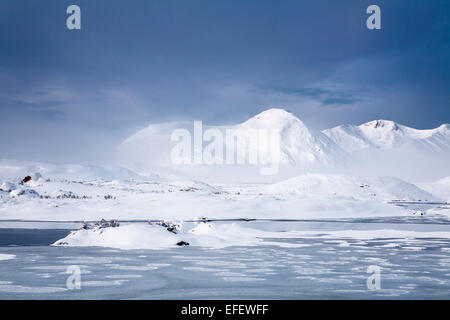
[81,219,120,230]
[20,176,32,185]
[150,221,181,234]
[9,188,40,198]
[56,190,90,200]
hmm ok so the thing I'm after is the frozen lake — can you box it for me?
[0,220,449,299]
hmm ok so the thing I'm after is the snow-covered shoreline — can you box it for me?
[51,219,450,250]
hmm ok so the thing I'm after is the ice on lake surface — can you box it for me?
[0,220,449,299]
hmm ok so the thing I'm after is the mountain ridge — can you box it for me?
[323,118,450,152]
[118,108,449,180]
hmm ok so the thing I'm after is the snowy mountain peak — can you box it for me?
[357,120,406,149]
[251,108,297,120]
[362,120,400,131]
[241,108,305,129]
[235,108,347,167]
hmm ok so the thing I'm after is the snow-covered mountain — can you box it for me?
[118,109,449,182]
[118,120,188,177]
[322,119,450,181]
[118,108,348,179]
[323,119,450,153]
[229,108,347,167]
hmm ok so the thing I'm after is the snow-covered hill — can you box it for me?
[1,159,445,222]
[233,109,347,167]
[0,159,144,181]
[324,119,450,153]
[118,121,189,178]
[263,173,441,202]
[418,176,450,202]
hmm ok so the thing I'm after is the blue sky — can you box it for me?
[0,0,449,162]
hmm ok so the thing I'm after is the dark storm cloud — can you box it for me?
[258,85,365,106]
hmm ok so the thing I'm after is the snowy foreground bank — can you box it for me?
[52,219,450,250]
[53,221,309,249]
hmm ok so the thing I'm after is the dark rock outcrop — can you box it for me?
[20,176,32,184]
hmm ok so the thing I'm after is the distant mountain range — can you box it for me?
[119,108,449,181]
[324,119,450,153]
